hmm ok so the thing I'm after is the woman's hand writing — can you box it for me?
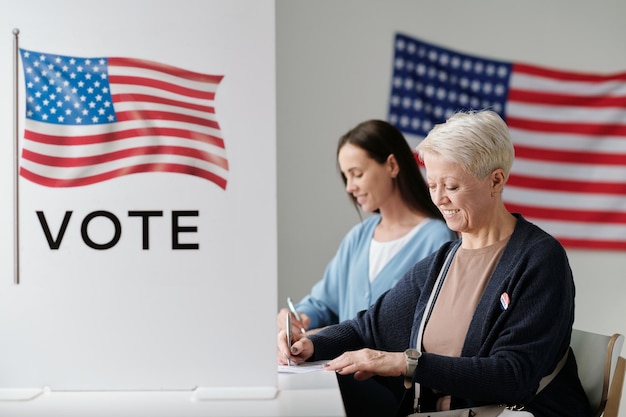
[276,329,314,365]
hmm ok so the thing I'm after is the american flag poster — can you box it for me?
[19,49,229,190]
[2,0,277,395]
[388,32,626,251]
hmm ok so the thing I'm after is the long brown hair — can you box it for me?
[337,120,443,221]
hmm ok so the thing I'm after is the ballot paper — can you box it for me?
[278,360,328,374]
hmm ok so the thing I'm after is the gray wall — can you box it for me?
[276,0,626,413]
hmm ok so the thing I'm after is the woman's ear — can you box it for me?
[387,154,399,178]
[491,169,506,193]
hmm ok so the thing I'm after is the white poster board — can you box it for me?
[0,0,277,399]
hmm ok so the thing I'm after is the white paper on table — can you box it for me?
[277,360,329,374]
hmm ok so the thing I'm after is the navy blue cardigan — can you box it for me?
[309,214,591,417]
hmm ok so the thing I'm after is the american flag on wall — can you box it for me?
[19,49,229,189]
[388,32,626,251]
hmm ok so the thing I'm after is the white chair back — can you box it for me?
[570,329,625,417]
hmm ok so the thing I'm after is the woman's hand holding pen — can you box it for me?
[277,329,313,365]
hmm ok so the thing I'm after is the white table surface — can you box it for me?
[0,371,346,417]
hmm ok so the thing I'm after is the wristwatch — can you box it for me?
[404,348,421,389]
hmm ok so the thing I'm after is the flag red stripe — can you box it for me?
[506,116,626,136]
[507,174,626,195]
[20,163,227,189]
[109,57,224,84]
[115,109,219,130]
[109,75,216,100]
[513,62,626,82]
[24,127,225,148]
[112,93,216,114]
[508,89,626,107]
[504,202,626,223]
[22,146,229,170]
[553,237,626,251]
[514,144,626,165]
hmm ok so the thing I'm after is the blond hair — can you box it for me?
[416,110,514,180]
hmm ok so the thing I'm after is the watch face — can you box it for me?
[405,349,420,360]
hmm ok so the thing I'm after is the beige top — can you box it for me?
[423,237,509,357]
[422,237,509,411]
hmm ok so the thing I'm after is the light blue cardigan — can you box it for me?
[296,214,456,329]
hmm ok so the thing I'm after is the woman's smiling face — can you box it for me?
[338,143,396,213]
[423,153,493,235]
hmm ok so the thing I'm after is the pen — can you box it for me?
[287,297,306,334]
[286,312,293,366]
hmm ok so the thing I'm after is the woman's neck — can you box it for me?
[461,211,517,249]
[375,205,426,242]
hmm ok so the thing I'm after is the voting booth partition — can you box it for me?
[0,0,278,401]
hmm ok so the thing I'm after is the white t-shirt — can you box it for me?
[368,219,431,282]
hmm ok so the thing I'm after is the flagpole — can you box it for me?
[13,28,20,285]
